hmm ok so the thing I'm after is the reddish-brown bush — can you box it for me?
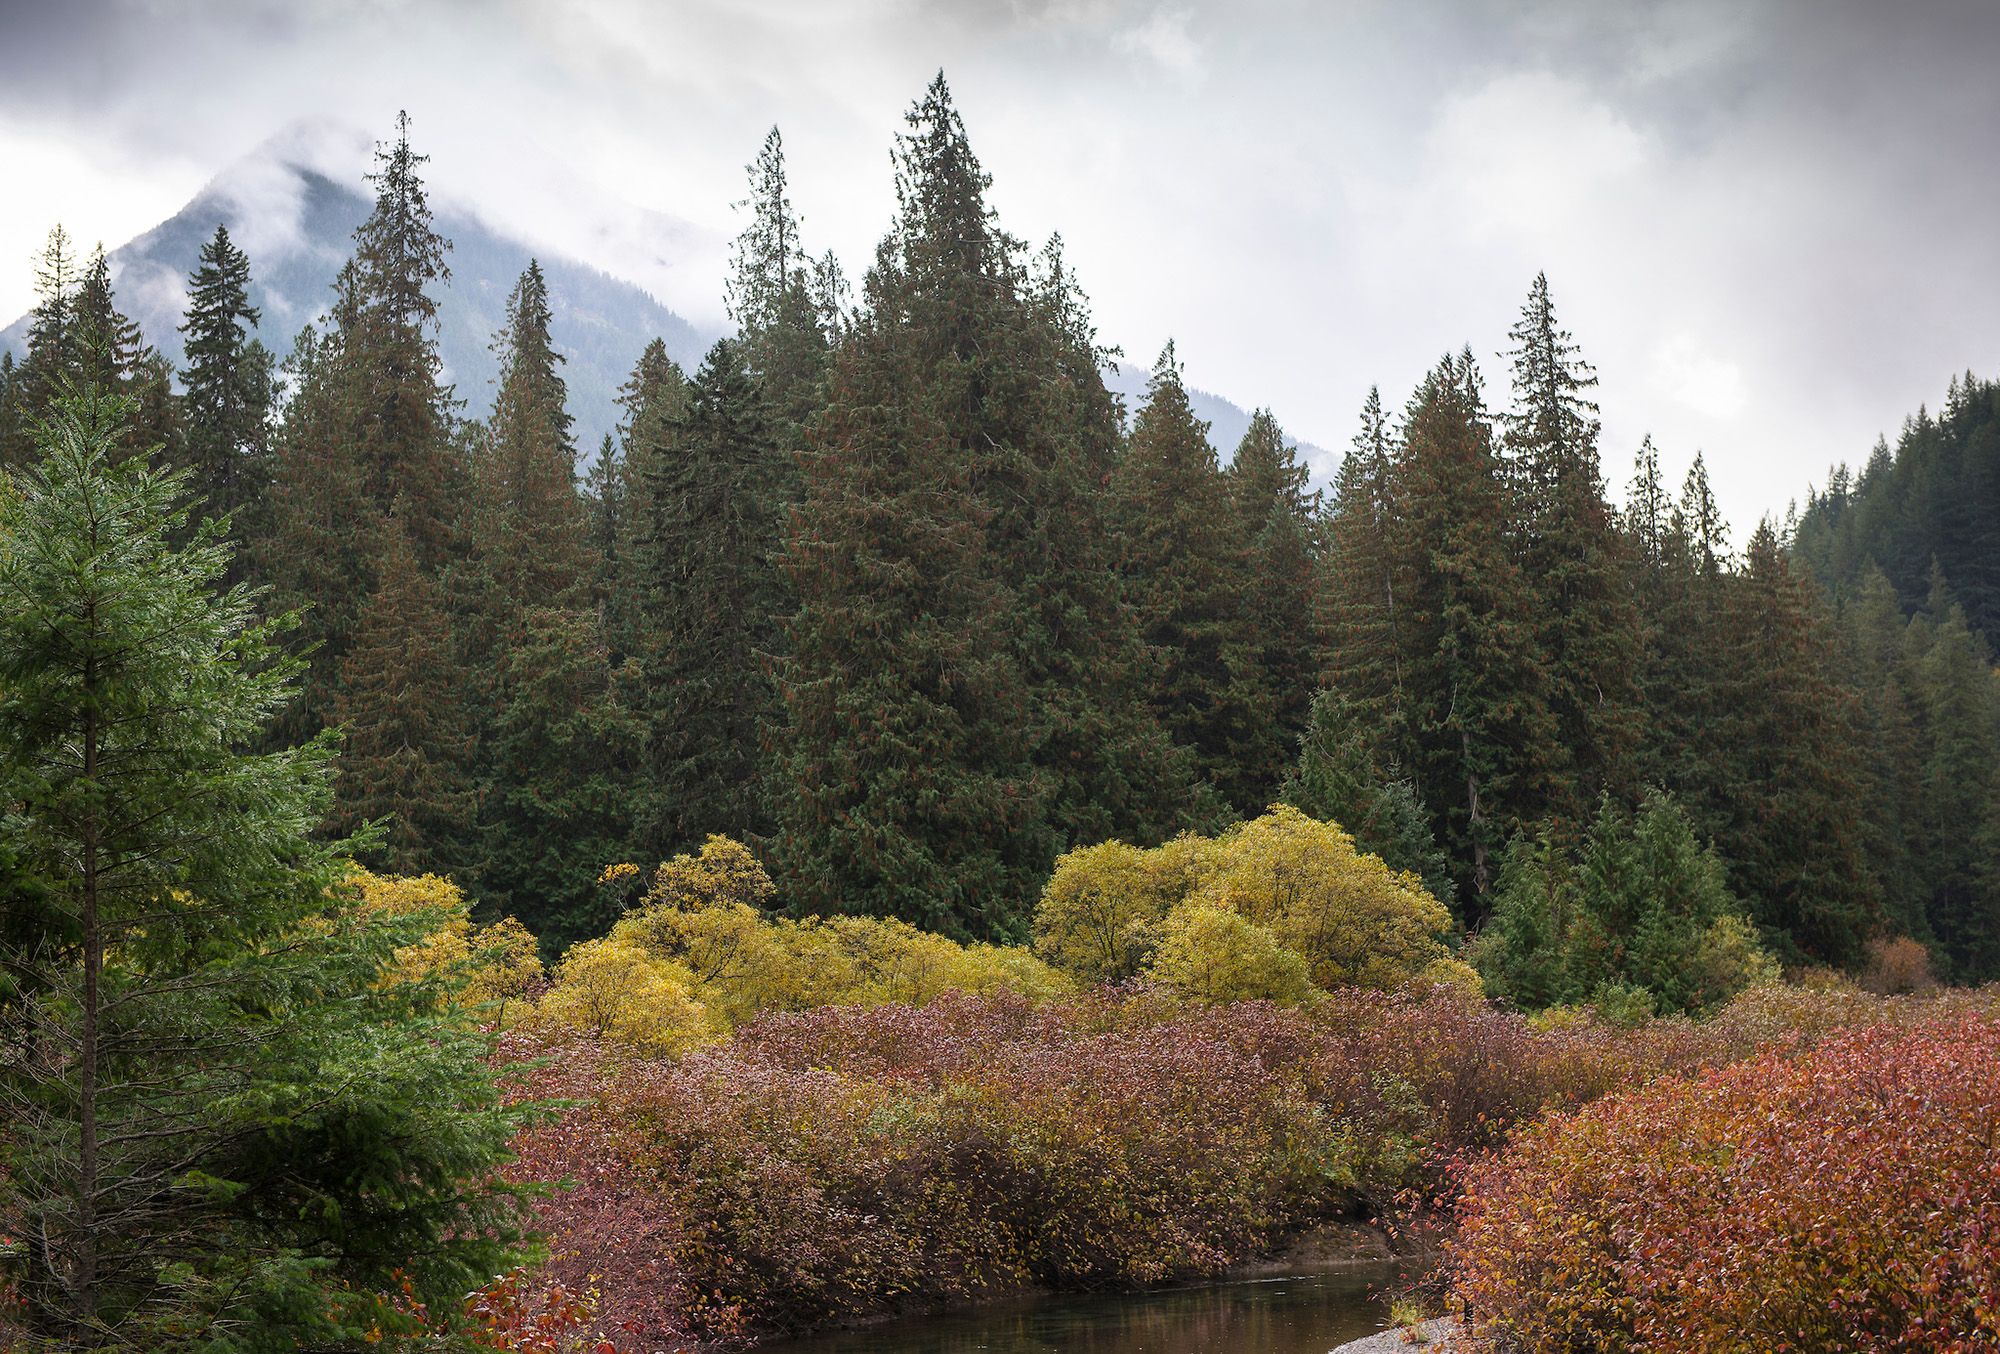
[1448,1017,2000,1352]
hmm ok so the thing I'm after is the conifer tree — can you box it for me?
[334,505,475,874]
[177,225,274,571]
[604,340,689,659]
[1115,344,1262,811]
[1319,386,1409,750]
[773,75,1203,936]
[633,339,788,857]
[5,227,82,463]
[0,390,526,1345]
[475,260,591,608]
[728,126,831,438]
[1500,274,1641,811]
[1226,408,1320,804]
[1386,351,1555,904]
[346,111,461,569]
[1708,522,1876,962]
[1633,454,1733,806]
[71,249,178,463]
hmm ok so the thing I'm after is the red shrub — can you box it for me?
[1448,1017,2000,1352]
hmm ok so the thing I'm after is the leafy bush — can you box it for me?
[1034,807,1466,997]
[1448,1017,2000,1352]
[535,839,1071,1050]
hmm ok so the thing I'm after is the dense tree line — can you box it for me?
[6,88,1997,980]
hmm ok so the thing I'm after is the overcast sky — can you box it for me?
[4,0,1998,531]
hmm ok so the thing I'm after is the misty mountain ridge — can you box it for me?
[3,121,1327,475]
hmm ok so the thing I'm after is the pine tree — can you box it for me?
[346,111,461,569]
[1225,408,1320,805]
[728,126,831,438]
[177,224,274,570]
[633,339,788,857]
[333,505,475,874]
[474,260,591,608]
[772,75,1205,936]
[1500,274,1642,812]
[1387,351,1556,905]
[1114,344,1261,811]
[1708,522,1876,963]
[5,227,82,463]
[0,389,526,1345]
[1319,386,1409,753]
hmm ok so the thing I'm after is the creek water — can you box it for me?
[751,1261,1409,1354]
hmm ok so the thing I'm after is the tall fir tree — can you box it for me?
[772,75,1203,937]
[0,389,527,1346]
[177,224,274,572]
[1385,351,1556,905]
[1225,407,1320,805]
[1500,274,1641,813]
[633,339,789,857]
[333,503,475,874]
[603,340,689,661]
[728,126,833,439]
[70,248,178,464]
[474,260,591,608]
[1319,386,1409,751]
[5,227,83,466]
[1114,344,1262,812]
[1707,522,1876,963]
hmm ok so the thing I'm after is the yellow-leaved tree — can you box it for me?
[1033,806,1479,1000]
[347,868,545,1016]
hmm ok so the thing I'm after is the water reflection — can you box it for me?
[752,1263,1407,1354]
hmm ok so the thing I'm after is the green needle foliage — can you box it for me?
[0,388,530,1350]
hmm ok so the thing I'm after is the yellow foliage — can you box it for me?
[1145,904,1313,1005]
[1033,806,1469,999]
[536,938,715,1054]
[588,837,1069,1036]
[642,835,776,913]
[1033,835,1214,981]
[346,868,545,1011]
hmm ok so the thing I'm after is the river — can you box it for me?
[751,1260,1411,1354]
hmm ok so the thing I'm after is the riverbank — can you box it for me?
[1330,1318,1459,1351]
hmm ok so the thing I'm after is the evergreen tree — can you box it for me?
[773,75,1203,937]
[1708,522,1876,963]
[1282,689,1455,909]
[346,111,461,569]
[632,339,788,857]
[1318,386,1408,749]
[0,390,527,1346]
[1114,344,1262,811]
[1389,352,1556,905]
[5,227,82,464]
[177,224,275,570]
[1226,408,1320,805]
[728,126,832,437]
[70,248,178,464]
[1500,274,1642,811]
[603,340,689,660]
[333,505,475,874]
[475,259,591,608]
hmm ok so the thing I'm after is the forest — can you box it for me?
[3,78,1999,1351]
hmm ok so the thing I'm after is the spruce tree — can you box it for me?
[633,339,788,857]
[6,227,82,463]
[1500,274,1642,812]
[333,505,475,874]
[772,75,1204,936]
[1387,351,1555,904]
[1114,344,1261,812]
[71,249,178,464]
[177,224,275,570]
[728,126,831,438]
[1319,386,1409,754]
[1225,408,1320,805]
[1709,522,1876,963]
[604,340,689,661]
[0,390,526,1346]
[474,260,591,608]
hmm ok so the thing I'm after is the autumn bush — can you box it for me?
[1034,806,1476,999]
[1448,1016,2000,1352]
[506,985,1776,1345]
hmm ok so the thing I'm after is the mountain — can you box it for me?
[5,121,1332,480]
[0,124,718,458]
[1100,361,1335,478]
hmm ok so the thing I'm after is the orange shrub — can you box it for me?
[1448,1018,2000,1352]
